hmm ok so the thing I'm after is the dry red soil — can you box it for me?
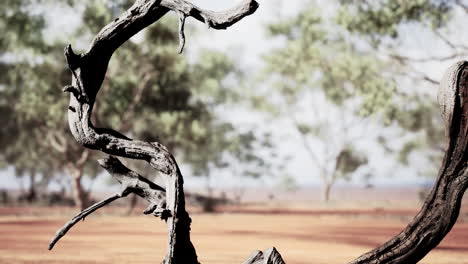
[1,207,468,264]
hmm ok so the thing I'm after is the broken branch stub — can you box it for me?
[243,247,286,264]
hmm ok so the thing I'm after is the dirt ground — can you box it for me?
[1,207,468,264]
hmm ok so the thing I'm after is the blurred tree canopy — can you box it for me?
[339,0,467,177]
[337,0,453,43]
[249,4,396,201]
[0,0,261,209]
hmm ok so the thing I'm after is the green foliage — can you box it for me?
[252,2,396,191]
[0,0,71,183]
[262,6,396,116]
[0,0,254,194]
[338,0,453,43]
[0,0,47,53]
[335,145,368,180]
[383,97,444,176]
[339,0,455,175]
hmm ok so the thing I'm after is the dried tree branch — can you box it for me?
[48,192,125,250]
[51,1,259,264]
[49,156,168,250]
[98,156,167,212]
[177,11,187,53]
[348,61,468,263]
[160,0,259,30]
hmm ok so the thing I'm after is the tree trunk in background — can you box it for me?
[26,173,37,203]
[322,181,332,202]
[67,164,87,211]
[203,172,216,212]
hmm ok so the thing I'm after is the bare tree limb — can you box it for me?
[52,1,259,263]
[160,0,259,30]
[48,192,125,250]
[177,11,187,53]
[50,156,168,249]
[348,61,468,264]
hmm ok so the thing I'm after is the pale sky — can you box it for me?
[2,0,465,192]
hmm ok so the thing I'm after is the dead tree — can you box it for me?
[48,0,284,263]
[48,0,467,263]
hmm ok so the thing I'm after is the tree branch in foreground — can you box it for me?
[348,62,468,263]
[49,156,167,250]
[50,1,261,263]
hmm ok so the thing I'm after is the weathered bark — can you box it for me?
[49,1,260,264]
[348,61,468,263]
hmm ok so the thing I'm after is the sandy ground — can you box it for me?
[1,208,468,264]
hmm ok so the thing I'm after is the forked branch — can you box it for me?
[50,1,259,264]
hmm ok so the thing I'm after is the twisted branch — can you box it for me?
[50,1,262,264]
[348,62,468,263]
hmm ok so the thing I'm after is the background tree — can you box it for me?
[338,0,468,179]
[0,0,249,210]
[250,5,395,201]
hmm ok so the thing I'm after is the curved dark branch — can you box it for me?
[349,61,468,264]
[49,156,168,250]
[48,192,125,250]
